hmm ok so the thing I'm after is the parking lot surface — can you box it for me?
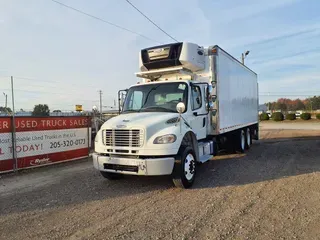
[1,127,320,240]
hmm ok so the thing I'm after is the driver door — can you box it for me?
[189,84,208,140]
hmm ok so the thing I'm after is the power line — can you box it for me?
[259,94,314,97]
[50,0,162,44]
[14,76,100,89]
[260,91,320,93]
[0,88,116,97]
[11,82,90,92]
[11,77,115,95]
[124,0,178,43]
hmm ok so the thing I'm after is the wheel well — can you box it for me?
[249,123,259,140]
[216,124,258,149]
[179,131,199,162]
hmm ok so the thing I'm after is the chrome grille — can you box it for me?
[103,129,143,147]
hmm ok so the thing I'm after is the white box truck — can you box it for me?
[93,42,259,188]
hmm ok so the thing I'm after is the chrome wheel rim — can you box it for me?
[247,129,251,146]
[241,131,245,150]
[184,153,195,181]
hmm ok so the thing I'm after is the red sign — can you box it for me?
[0,117,89,133]
[0,116,91,173]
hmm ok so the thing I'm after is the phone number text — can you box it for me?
[50,139,86,148]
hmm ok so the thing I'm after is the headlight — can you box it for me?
[95,130,101,142]
[153,134,176,144]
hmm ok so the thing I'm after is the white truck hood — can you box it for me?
[102,112,179,129]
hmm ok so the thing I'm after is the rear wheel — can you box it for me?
[100,171,123,180]
[236,129,246,153]
[225,134,236,154]
[253,128,259,140]
[245,128,251,149]
[172,146,196,189]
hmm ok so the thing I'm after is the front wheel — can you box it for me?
[172,146,197,189]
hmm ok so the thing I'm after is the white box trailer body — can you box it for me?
[210,46,258,135]
[136,44,259,137]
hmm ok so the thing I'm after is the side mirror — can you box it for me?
[176,102,186,114]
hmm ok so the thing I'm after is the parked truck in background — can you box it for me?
[93,42,259,188]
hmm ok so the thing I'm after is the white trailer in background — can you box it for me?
[93,42,259,188]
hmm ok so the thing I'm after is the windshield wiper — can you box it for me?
[138,85,161,112]
[122,109,139,113]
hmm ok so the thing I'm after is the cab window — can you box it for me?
[191,85,202,110]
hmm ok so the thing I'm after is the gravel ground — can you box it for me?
[1,128,320,240]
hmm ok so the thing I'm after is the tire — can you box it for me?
[245,128,251,149]
[172,146,197,189]
[236,129,246,153]
[225,134,236,154]
[253,128,259,140]
[100,171,123,180]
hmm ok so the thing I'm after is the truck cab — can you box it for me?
[93,42,258,188]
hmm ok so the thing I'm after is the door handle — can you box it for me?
[203,117,206,127]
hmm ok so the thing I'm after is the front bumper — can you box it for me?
[92,153,175,176]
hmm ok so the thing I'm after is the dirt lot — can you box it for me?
[1,125,320,240]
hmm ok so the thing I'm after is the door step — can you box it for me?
[199,154,213,163]
[198,140,215,163]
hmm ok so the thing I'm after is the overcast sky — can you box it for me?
[0,0,320,111]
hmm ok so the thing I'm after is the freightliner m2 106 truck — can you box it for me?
[93,42,259,188]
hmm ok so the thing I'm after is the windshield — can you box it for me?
[122,82,188,113]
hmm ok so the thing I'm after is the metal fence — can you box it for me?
[0,116,92,173]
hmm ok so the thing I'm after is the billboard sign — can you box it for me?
[0,116,91,172]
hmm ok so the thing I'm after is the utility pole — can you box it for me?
[3,92,7,108]
[268,92,270,112]
[11,76,18,171]
[241,50,250,65]
[99,90,102,119]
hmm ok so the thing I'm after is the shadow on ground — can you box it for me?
[194,136,320,188]
[1,136,319,215]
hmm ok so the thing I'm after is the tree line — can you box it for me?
[2,96,320,116]
[265,96,320,112]
[0,104,58,116]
